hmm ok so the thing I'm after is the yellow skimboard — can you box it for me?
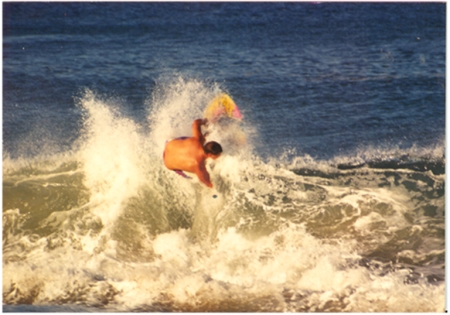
[204,93,246,145]
[204,93,243,123]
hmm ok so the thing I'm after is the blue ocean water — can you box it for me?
[3,2,446,312]
[4,2,445,158]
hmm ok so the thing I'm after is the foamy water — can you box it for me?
[3,80,445,312]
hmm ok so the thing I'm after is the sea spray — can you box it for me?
[147,77,221,156]
[76,90,149,255]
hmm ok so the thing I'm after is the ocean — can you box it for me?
[2,2,446,312]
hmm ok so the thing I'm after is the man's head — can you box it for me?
[204,141,222,159]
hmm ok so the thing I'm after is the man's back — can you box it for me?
[163,137,204,174]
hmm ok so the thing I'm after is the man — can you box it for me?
[163,118,222,188]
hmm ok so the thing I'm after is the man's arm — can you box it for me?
[192,119,206,145]
[195,162,213,188]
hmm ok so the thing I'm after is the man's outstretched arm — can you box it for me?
[192,119,207,145]
[195,162,213,188]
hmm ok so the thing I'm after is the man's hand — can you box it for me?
[201,118,210,137]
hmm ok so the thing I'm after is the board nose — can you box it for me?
[232,107,243,120]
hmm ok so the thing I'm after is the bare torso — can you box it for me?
[163,119,215,188]
[163,137,204,173]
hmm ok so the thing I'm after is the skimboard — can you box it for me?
[204,93,243,123]
[203,93,246,145]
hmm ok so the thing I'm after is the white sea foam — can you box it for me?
[2,79,445,312]
[78,90,147,230]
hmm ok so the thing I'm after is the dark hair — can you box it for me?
[204,141,222,155]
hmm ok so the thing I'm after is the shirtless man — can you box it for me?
[163,118,222,188]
